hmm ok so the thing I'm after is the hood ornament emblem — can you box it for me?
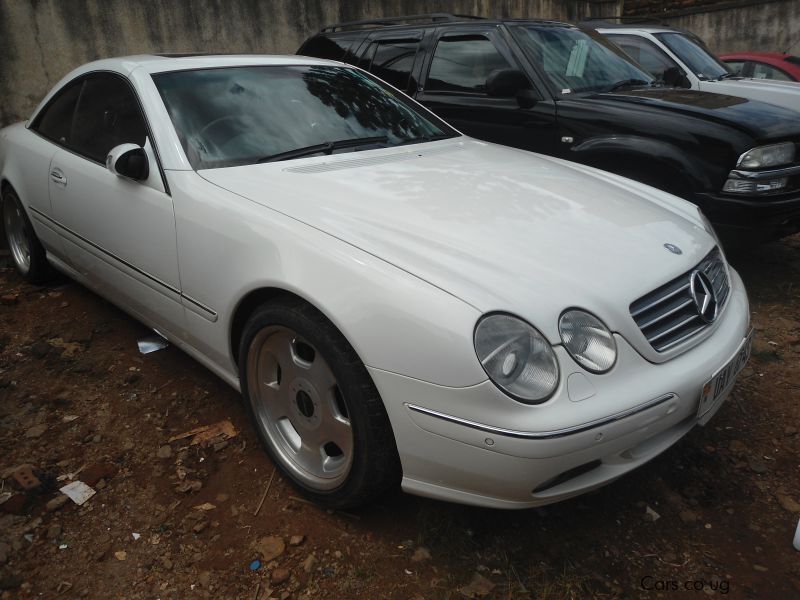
[664,243,682,255]
[690,270,718,323]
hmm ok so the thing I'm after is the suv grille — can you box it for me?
[630,248,730,353]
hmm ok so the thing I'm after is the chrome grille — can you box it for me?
[630,248,730,353]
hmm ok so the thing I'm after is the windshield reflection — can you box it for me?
[511,25,654,95]
[153,65,457,169]
[655,33,730,80]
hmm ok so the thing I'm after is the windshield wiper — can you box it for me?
[716,72,736,81]
[606,79,651,92]
[257,136,388,163]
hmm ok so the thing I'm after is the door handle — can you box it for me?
[50,169,67,186]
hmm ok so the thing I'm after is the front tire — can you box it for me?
[2,188,51,283]
[239,299,401,509]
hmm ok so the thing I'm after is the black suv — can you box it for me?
[298,14,800,241]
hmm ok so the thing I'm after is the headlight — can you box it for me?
[474,314,559,403]
[737,142,795,169]
[558,310,617,374]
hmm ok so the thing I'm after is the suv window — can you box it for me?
[299,36,362,64]
[32,81,83,147]
[71,73,148,163]
[426,36,513,94]
[361,39,419,90]
[608,34,680,81]
[654,32,729,80]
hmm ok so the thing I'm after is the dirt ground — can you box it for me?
[0,236,798,600]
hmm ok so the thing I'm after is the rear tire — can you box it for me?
[238,298,401,509]
[2,187,51,283]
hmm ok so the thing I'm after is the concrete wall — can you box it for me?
[0,0,620,127]
[623,0,799,54]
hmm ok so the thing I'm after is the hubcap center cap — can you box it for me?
[296,390,315,418]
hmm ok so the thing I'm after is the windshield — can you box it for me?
[153,65,457,169]
[655,32,730,80]
[511,25,654,94]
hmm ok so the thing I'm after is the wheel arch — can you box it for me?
[230,286,304,368]
[0,177,16,202]
[571,135,712,197]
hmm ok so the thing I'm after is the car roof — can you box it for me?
[590,24,675,34]
[62,54,344,79]
[316,16,573,35]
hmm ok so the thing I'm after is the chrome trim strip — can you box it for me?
[638,297,693,329]
[630,282,689,317]
[655,325,706,352]
[405,393,677,440]
[728,165,800,180]
[31,207,181,295]
[31,208,219,320]
[648,313,701,343]
[181,293,218,318]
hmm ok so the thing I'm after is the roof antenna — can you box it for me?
[783,37,799,55]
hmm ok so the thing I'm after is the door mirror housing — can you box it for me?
[516,89,540,109]
[106,143,149,181]
[662,66,691,89]
[486,69,531,98]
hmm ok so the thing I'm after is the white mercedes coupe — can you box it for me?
[0,55,752,509]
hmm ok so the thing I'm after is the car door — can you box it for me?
[416,28,558,155]
[356,31,423,96]
[47,72,184,335]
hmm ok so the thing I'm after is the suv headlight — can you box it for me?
[474,313,559,403]
[558,310,617,374]
[737,142,795,169]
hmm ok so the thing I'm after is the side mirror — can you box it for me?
[106,143,149,181]
[662,66,691,89]
[516,89,540,109]
[486,68,531,98]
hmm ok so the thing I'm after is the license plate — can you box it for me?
[698,330,753,422]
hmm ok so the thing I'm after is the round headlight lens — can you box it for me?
[558,310,617,374]
[737,142,795,169]
[474,314,559,403]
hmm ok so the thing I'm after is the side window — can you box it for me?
[724,60,745,76]
[610,35,680,81]
[32,81,83,147]
[299,36,361,65]
[71,73,147,163]
[426,36,513,94]
[365,39,419,90]
[751,62,791,81]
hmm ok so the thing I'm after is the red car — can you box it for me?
[719,52,800,82]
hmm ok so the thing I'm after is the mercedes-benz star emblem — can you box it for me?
[689,270,718,323]
[664,243,682,255]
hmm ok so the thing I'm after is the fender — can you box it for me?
[569,134,716,194]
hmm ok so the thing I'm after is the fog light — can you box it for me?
[722,177,788,194]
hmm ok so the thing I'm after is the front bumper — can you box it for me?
[370,269,750,509]
[695,184,800,241]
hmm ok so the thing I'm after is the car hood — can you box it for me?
[199,139,714,349]
[697,77,800,114]
[586,87,800,141]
